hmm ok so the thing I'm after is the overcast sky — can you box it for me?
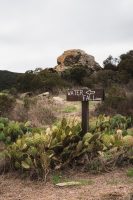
[0,0,133,72]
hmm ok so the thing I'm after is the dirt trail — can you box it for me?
[0,168,133,200]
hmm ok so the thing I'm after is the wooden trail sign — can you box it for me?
[66,89,104,136]
[67,89,104,102]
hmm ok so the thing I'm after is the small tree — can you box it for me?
[118,50,133,77]
[69,66,88,85]
[103,55,119,71]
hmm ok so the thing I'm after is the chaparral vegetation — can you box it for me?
[0,49,133,200]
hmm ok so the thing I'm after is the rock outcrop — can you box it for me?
[55,49,101,72]
[53,96,64,104]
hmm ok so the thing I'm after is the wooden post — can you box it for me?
[81,101,89,136]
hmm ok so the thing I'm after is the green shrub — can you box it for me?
[96,86,133,117]
[127,168,133,177]
[0,118,32,144]
[63,105,77,113]
[90,114,132,134]
[0,93,15,116]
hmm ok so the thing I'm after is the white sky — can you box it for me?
[0,0,133,72]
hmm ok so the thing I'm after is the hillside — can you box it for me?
[0,70,21,90]
[0,49,132,93]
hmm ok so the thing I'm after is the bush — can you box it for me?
[44,74,70,93]
[127,168,133,177]
[0,93,15,116]
[62,66,91,86]
[91,70,119,87]
[11,97,58,127]
[118,50,133,77]
[27,98,57,126]
[90,114,132,134]
[17,69,72,93]
[95,86,133,117]
[0,118,32,144]
[82,77,93,88]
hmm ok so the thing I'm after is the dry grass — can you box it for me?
[28,98,59,127]
[10,97,62,127]
[9,93,99,127]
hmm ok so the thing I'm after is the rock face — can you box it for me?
[55,49,101,72]
[38,92,50,99]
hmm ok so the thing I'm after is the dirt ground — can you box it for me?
[0,168,133,200]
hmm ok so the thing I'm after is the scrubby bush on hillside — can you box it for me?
[0,93,15,117]
[62,65,92,86]
[0,70,20,91]
[17,69,71,93]
[89,70,122,88]
[95,85,133,118]
[103,55,119,71]
[10,97,59,126]
[118,50,133,77]
[44,73,71,93]
[27,98,57,126]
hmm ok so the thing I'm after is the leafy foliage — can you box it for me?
[1,115,132,180]
[17,69,71,93]
[4,118,81,180]
[127,168,133,177]
[0,93,15,116]
[0,118,32,144]
[90,114,132,134]
[0,70,21,91]
[103,55,119,71]
[96,85,133,117]
[118,50,133,77]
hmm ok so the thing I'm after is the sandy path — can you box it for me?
[0,168,133,200]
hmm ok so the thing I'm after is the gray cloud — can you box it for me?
[0,0,133,72]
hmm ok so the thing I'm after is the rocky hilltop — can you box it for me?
[55,49,101,72]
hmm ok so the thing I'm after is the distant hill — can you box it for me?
[0,70,22,90]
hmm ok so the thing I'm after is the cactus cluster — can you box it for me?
[1,115,133,180]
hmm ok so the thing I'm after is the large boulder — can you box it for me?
[55,49,101,72]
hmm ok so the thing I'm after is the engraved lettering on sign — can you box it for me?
[85,90,95,100]
[68,91,74,95]
[67,89,104,102]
